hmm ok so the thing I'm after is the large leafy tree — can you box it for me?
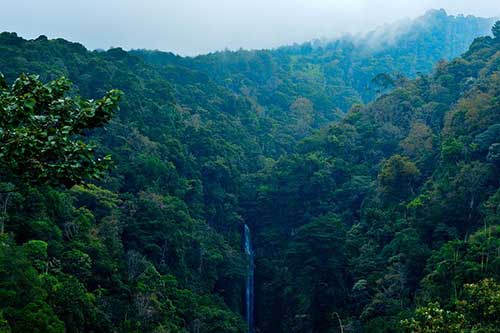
[0,73,122,187]
[378,155,420,203]
[402,279,500,333]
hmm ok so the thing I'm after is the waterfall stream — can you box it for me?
[244,224,255,333]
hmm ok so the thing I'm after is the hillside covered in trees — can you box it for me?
[1,8,500,333]
[134,9,496,153]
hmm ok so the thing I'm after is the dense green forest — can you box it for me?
[133,9,495,154]
[1,9,500,333]
[245,22,500,333]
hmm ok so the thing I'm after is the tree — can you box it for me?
[371,73,395,94]
[402,279,500,333]
[378,155,420,202]
[401,302,465,333]
[493,21,500,39]
[44,275,97,332]
[290,97,314,136]
[22,240,48,273]
[0,73,122,187]
[400,122,434,166]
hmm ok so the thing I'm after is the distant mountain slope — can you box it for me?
[134,9,497,128]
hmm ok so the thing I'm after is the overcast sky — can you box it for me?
[1,0,499,55]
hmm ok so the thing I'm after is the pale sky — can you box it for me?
[0,0,499,55]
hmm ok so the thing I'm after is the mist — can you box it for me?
[1,0,499,55]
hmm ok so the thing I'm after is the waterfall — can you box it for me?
[244,224,255,333]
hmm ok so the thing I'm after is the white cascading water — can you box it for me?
[244,224,255,333]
